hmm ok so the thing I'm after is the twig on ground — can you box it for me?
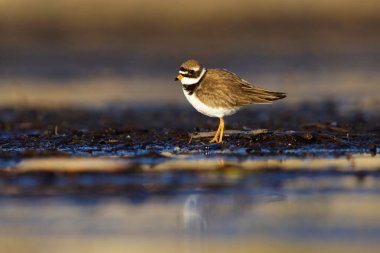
[189,129,268,139]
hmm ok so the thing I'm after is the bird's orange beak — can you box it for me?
[175,74,183,81]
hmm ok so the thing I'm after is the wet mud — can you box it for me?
[0,102,379,158]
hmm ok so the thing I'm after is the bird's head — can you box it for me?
[175,59,206,85]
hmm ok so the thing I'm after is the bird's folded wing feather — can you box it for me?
[196,69,286,108]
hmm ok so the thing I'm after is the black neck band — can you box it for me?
[182,69,206,95]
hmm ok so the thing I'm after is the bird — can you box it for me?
[175,59,286,143]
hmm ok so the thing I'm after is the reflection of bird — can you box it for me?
[175,59,286,143]
[182,194,207,233]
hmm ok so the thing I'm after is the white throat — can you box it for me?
[180,68,207,85]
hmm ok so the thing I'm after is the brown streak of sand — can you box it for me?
[0,71,379,111]
[16,157,130,173]
[152,154,380,172]
[1,0,380,53]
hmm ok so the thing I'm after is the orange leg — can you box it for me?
[218,117,225,143]
[209,117,224,143]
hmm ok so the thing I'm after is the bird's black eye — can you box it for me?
[189,70,195,74]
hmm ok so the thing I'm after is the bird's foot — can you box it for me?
[209,138,217,143]
[209,138,222,144]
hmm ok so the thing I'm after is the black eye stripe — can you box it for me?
[179,67,200,73]
[179,67,203,78]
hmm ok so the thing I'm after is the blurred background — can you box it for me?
[0,0,379,109]
[2,2,380,252]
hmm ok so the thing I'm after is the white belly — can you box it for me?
[183,90,239,118]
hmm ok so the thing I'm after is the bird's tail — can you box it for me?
[250,88,287,103]
[266,91,287,101]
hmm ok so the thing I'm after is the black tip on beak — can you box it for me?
[175,74,183,81]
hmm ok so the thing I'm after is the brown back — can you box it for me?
[195,69,286,108]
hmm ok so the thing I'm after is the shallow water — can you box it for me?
[2,168,380,253]
[1,153,380,252]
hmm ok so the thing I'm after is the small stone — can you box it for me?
[303,133,314,140]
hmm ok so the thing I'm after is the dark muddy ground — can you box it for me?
[0,102,379,159]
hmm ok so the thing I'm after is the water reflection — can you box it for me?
[180,192,258,253]
[1,155,380,252]
[180,190,285,235]
[1,189,380,252]
[182,194,207,234]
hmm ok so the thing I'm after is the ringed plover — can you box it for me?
[175,59,286,143]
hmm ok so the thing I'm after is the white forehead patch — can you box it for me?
[179,70,187,75]
[191,66,200,71]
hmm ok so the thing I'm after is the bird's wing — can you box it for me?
[196,69,286,108]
